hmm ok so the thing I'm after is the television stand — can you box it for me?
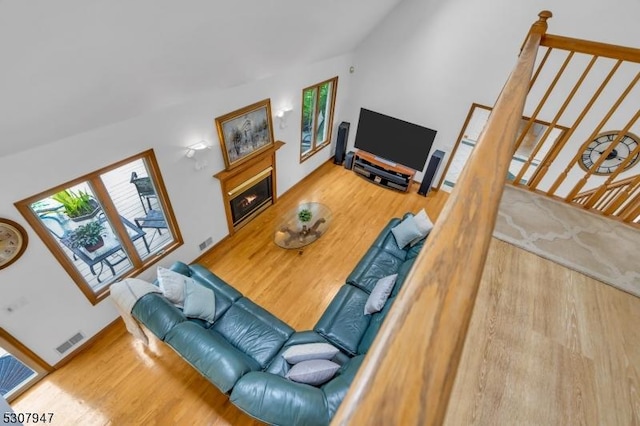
[373,156,397,167]
[352,150,416,192]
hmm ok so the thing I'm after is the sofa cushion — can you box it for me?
[265,331,350,377]
[151,262,242,324]
[410,209,433,245]
[391,215,422,248]
[157,266,193,307]
[189,264,243,302]
[185,264,242,323]
[131,293,186,340]
[392,242,426,298]
[314,285,370,356]
[164,260,193,277]
[357,295,397,354]
[375,230,408,260]
[213,297,294,369]
[364,274,398,315]
[282,342,340,364]
[286,359,341,386]
[165,321,260,393]
[346,248,405,294]
[405,237,426,261]
[182,280,216,324]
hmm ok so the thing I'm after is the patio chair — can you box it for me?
[130,172,157,214]
[134,209,168,248]
[39,215,67,239]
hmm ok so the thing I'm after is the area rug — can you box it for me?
[493,185,640,297]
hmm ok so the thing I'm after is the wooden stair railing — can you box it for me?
[573,175,640,223]
[486,25,640,227]
[331,11,551,426]
[573,175,637,206]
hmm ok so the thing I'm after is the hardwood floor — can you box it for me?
[12,161,640,425]
[445,239,640,426]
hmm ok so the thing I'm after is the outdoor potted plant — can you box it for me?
[68,220,106,252]
[52,189,101,222]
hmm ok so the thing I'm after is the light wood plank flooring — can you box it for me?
[12,161,640,425]
[446,238,640,426]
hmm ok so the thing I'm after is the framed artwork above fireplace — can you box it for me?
[215,99,275,170]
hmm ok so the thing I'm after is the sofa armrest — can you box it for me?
[167,260,192,276]
[231,372,330,426]
[322,355,365,417]
[131,293,185,340]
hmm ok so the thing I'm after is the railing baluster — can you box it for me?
[515,55,598,186]
[566,110,640,201]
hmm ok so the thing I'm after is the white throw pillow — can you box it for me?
[182,280,216,324]
[157,266,195,307]
[364,274,398,315]
[410,209,434,246]
[413,209,434,236]
[390,216,422,248]
[282,343,339,364]
[285,359,340,386]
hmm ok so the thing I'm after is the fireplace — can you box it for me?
[214,140,283,234]
[228,167,273,228]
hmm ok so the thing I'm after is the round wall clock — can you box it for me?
[0,218,29,270]
[579,131,640,175]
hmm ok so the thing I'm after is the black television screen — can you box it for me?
[354,108,437,171]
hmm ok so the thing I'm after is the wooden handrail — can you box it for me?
[604,176,640,216]
[573,175,638,201]
[331,11,550,426]
[541,34,640,62]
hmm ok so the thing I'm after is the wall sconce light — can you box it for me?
[275,108,293,129]
[186,140,210,158]
[185,140,212,170]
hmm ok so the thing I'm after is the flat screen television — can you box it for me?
[354,108,437,171]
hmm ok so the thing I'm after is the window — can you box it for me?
[0,328,51,402]
[15,150,182,304]
[300,77,338,162]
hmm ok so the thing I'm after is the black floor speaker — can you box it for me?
[334,121,350,165]
[418,150,445,196]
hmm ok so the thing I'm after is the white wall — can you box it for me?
[344,0,640,184]
[0,54,354,365]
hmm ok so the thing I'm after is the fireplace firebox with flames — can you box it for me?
[228,168,273,228]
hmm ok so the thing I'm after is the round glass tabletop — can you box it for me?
[274,202,332,249]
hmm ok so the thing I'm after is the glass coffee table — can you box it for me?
[274,202,332,249]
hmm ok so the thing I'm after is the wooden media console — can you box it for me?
[352,149,416,192]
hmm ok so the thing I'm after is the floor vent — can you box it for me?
[55,332,85,355]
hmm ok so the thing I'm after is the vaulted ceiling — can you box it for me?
[0,0,403,157]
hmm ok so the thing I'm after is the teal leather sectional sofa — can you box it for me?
[131,214,426,425]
